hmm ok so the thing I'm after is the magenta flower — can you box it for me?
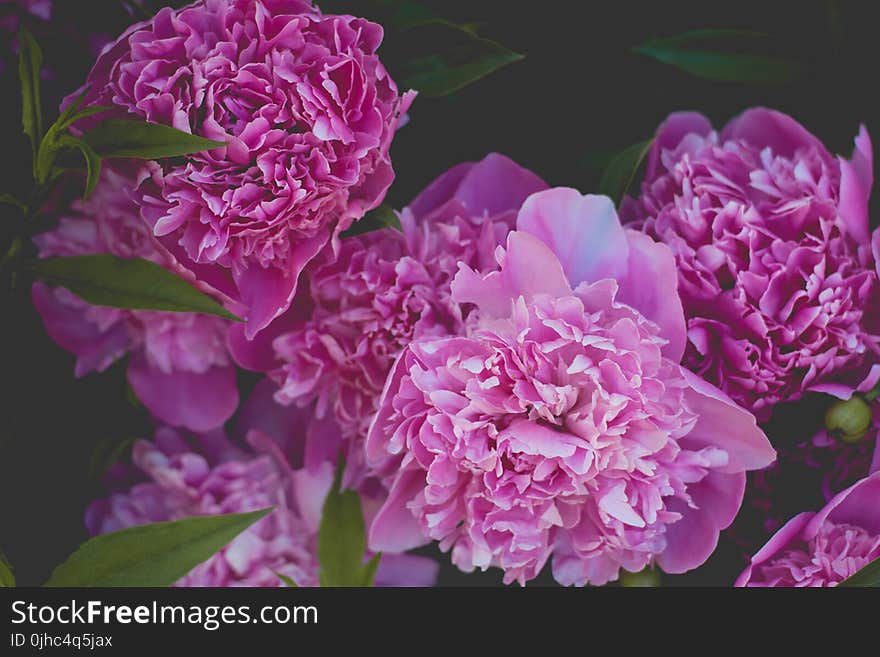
[32,168,238,432]
[365,187,776,585]
[86,381,439,587]
[72,0,415,337]
[229,153,547,487]
[736,470,880,586]
[623,109,878,421]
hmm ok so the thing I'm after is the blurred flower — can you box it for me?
[736,470,880,586]
[32,167,239,432]
[86,380,439,587]
[71,0,415,337]
[365,187,776,585]
[229,153,547,488]
[623,109,878,421]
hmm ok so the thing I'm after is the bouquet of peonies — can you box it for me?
[1,0,877,589]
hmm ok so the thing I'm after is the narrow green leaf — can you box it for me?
[17,27,43,163]
[318,458,371,587]
[400,20,523,97]
[272,570,299,587]
[0,549,15,587]
[57,105,112,132]
[341,204,402,238]
[599,138,654,204]
[360,553,382,587]
[45,509,272,587]
[56,135,101,199]
[838,555,880,587]
[83,119,227,160]
[632,29,800,84]
[0,193,26,213]
[28,255,241,321]
[57,87,90,127]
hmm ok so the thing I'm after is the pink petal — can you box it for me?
[451,231,571,318]
[127,356,239,432]
[813,470,880,535]
[720,108,832,164]
[838,125,873,243]
[368,467,430,552]
[517,188,630,286]
[407,152,547,219]
[616,229,687,360]
[679,368,776,473]
[234,231,327,339]
[646,111,713,181]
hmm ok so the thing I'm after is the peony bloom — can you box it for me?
[72,0,415,337]
[86,381,439,587]
[32,167,238,432]
[229,153,547,487]
[365,187,776,585]
[623,109,878,421]
[736,470,880,586]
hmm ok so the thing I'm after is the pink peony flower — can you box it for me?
[229,153,547,487]
[72,0,415,337]
[32,167,239,432]
[86,380,439,587]
[736,470,880,586]
[623,109,878,421]
[365,187,776,585]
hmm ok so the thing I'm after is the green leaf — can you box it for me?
[82,119,227,160]
[33,88,110,187]
[272,570,299,587]
[45,509,272,587]
[0,549,15,587]
[0,193,26,213]
[28,255,241,321]
[317,458,376,587]
[632,30,800,84]
[360,553,382,587]
[340,204,402,238]
[599,138,654,204]
[839,555,880,587]
[399,20,523,97]
[56,135,101,199]
[17,27,43,164]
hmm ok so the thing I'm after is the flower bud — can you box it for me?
[620,567,662,587]
[825,396,873,444]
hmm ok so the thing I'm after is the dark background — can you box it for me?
[0,0,877,587]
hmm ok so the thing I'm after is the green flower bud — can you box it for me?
[825,396,873,444]
[620,567,661,587]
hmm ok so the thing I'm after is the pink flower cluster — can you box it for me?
[365,188,775,585]
[33,168,239,432]
[73,0,415,336]
[27,0,878,588]
[86,382,438,587]
[624,109,879,421]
